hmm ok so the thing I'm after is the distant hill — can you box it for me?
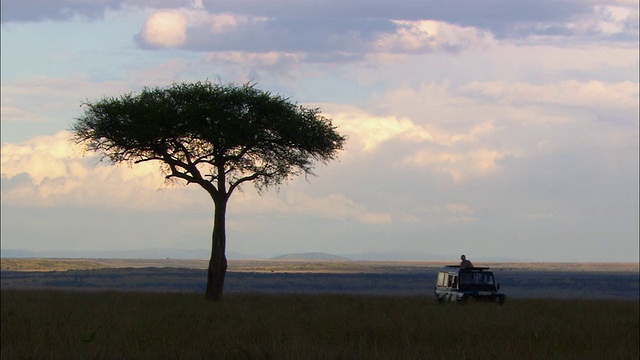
[0,248,259,260]
[270,252,351,261]
[2,248,519,262]
[342,251,452,261]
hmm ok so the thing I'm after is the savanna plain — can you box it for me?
[1,259,638,359]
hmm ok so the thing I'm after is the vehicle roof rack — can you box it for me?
[444,265,491,270]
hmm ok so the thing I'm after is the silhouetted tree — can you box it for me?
[72,81,346,301]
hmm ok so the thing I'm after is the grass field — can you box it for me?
[5,259,640,300]
[2,258,638,273]
[1,290,638,359]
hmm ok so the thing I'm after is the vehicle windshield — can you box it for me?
[459,272,495,290]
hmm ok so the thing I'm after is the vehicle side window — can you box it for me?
[484,274,494,284]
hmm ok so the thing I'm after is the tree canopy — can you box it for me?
[73,81,346,300]
[74,81,345,197]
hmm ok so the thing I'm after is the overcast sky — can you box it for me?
[1,0,638,262]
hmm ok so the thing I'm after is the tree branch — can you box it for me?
[227,171,270,195]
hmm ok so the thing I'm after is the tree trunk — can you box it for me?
[205,197,228,301]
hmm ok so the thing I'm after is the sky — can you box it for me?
[1,0,638,262]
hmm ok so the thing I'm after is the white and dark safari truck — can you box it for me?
[434,266,506,303]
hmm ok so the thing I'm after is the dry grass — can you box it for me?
[3,258,638,273]
[0,259,108,272]
[2,290,638,359]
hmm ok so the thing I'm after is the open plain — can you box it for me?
[1,258,638,299]
[1,259,638,359]
[2,290,638,359]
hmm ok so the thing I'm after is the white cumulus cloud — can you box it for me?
[376,20,494,53]
[139,10,188,48]
[0,130,389,225]
[320,104,433,152]
[1,130,204,211]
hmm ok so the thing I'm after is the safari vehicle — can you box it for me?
[434,266,506,303]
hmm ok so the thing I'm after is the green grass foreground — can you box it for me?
[2,291,638,359]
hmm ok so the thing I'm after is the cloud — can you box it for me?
[138,11,383,54]
[0,77,133,123]
[375,20,494,53]
[1,130,205,211]
[0,0,190,23]
[6,0,630,66]
[321,73,637,188]
[231,190,393,224]
[402,147,515,183]
[508,3,639,43]
[1,0,125,23]
[138,10,188,48]
[446,203,475,215]
[193,12,267,34]
[318,102,520,182]
[589,5,639,35]
[0,130,389,224]
[1,131,83,185]
[194,0,591,29]
[140,14,493,56]
[458,80,639,110]
[3,0,617,49]
[321,104,432,152]
[0,105,50,123]
[136,10,270,50]
[1,72,224,125]
[203,51,303,72]
[126,1,635,57]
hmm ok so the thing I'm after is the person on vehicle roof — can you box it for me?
[460,254,474,268]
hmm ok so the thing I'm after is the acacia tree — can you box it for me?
[73,81,346,301]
